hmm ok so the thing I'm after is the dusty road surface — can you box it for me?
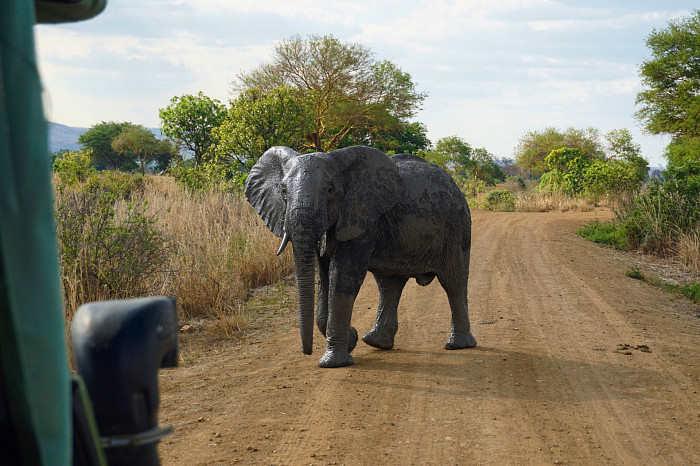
[159,210,700,465]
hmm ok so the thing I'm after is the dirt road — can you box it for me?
[159,210,700,465]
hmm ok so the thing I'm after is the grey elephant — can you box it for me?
[245,146,476,368]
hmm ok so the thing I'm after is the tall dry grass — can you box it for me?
[56,175,294,331]
[676,229,700,275]
[144,177,294,322]
[515,191,594,212]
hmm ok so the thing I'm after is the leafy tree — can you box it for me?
[421,136,504,185]
[663,136,700,168]
[159,92,227,166]
[514,127,604,175]
[78,121,136,171]
[539,147,592,195]
[342,118,430,154]
[471,147,506,184]
[635,10,700,141]
[112,125,161,175]
[211,87,312,170]
[236,34,426,152]
[422,136,473,177]
[603,128,648,182]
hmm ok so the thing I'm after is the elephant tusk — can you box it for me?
[276,232,290,256]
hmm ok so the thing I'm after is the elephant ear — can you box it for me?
[245,146,299,237]
[330,146,403,241]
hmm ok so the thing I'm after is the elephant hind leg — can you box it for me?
[438,267,476,350]
[362,274,407,350]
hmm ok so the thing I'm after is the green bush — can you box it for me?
[55,185,170,313]
[623,161,700,254]
[84,170,146,200]
[485,190,516,212]
[170,158,245,193]
[53,150,95,186]
[576,222,629,250]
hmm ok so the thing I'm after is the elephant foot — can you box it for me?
[348,326,358,353]
[445,331,477,350]
[318,348,354,368]
[362,328,396,350]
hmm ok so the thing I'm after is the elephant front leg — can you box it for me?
[318,240,372,368]
[317,254,358,354]
[319,293,358,368]
[363,274,407,350]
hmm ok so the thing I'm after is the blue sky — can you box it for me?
[35,1,698,166]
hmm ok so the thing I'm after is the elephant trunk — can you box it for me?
[289,211,324,355]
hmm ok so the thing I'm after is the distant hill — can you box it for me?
[48,122,163,153]
[48,122,87,152]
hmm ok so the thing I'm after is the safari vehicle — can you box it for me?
[1,1,176,464]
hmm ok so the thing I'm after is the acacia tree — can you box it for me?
[159,92,226,166]
[235,34,426,152]
[111,125,160,175]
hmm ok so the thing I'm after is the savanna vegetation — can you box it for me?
[53,18,700,327]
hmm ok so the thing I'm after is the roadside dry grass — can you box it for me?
[56,175,294,337]
[145,176,294,332]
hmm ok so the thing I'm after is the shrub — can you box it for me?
[56,187,170,319]
[84,170,146,200]
[53,150,95,186]
[485,190,516,212]
[623,163,700,254]
[170,158,245,194]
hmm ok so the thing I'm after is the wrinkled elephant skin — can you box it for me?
[245,146,475,368]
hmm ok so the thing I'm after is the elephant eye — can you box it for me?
[280,186,288,201]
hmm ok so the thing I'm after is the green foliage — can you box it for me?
[539,147,591,195]
[421,136,504,188]
[112,125,161,175]
[664,136,700,169]
[78,121,137,171]
[55,179,169,303]
[211,87,312,169]
[83,171,146,200]
[50,148,70,166]
[625,266,645,280]
[485,190,515,212]
[624,267,700,304]
[53,150,95,186]
[170,157,244,194]
[635,10,700,140]
[159,92,227,165]
[538,146,646,201]
[236,34,426,152]
[675,283,700,303]
[342,119,431,154]
[576,222,629,250]
[515,127,604,175]
[623,161,700,253]
[504,175,526,190]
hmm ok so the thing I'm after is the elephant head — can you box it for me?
[245,146,402,355]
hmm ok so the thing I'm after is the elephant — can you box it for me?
[245,145,476,368]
